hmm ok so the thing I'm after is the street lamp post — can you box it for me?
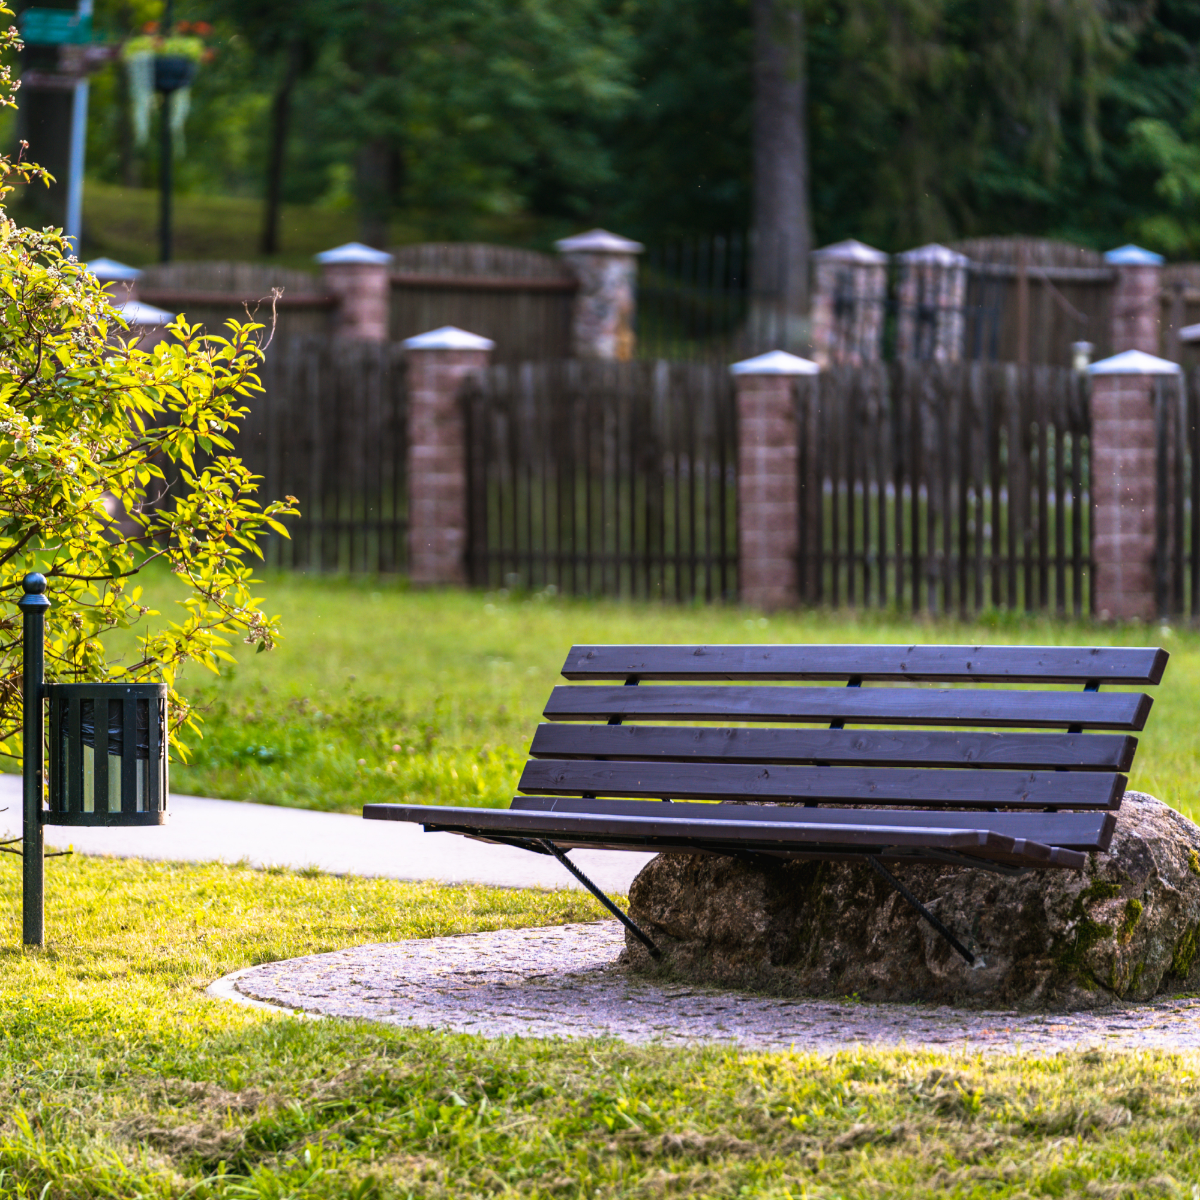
[155,0,194,263]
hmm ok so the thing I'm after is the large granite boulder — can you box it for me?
[623,792,1200,1010]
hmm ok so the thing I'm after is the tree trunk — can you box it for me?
[750,0,811,346]
[356,137,393,248]
[260,39,302,257]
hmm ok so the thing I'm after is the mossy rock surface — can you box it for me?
[623,792,1200,1010]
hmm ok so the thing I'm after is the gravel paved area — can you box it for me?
[213,921,1200,1053]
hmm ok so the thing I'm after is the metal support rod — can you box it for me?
[158,0,174,263]
[538,839,662,960]
[20,573,49,947]
[158,85,172,263]
[868,854,975,965]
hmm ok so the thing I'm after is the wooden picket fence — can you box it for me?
[242,337,409,573]
[796,362,1094,615]
[229,339,1200,623]
[462,360,738,599]
[1157,369,1200,618]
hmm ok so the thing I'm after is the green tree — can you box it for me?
[203,0,327,254]
[305,0,635,244]
[0,8,297,754]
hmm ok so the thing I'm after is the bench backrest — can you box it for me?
[516,644,1167,813]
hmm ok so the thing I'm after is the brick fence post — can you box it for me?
[404,326,494,586]
[1105,244,1164,356]
[895,243,970,361]
[316,242,394,341]
[555,228,644,360]
[731,349,819,610]
[810,239,888,367]
[1088,348,1181,621]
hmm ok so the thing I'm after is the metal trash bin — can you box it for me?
[43,682,168,826]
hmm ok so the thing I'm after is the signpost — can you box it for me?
[18,1,99,254]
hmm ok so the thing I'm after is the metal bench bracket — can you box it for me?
[538,839,662,960]
[868,855,975,965]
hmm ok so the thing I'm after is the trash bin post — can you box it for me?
[19,572,49,947]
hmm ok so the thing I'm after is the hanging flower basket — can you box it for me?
[122,29,208,149]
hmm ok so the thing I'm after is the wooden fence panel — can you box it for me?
[1161,369,1199,618]
[242,336,408,573]
[797,363,1092,615]
[463,360,738,599]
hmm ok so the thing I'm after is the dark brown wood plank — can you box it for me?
[560,644,1169,685]
[510,794,1117,851]
[365,802,1044,857]
[527,723,1138,771]
[517,758,1125,810]
[544,684,1153,731]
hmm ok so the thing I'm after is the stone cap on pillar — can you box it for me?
[554,229,644,255]
[116,300,176,326]
[730,350,820,376]
[315,242,394,266]
[403,325,495,352]
[1089,349,1180,375]
[84,257,142,282]
[898,243,971,266]
[1104,244,1164,266]
[811,239,888,264]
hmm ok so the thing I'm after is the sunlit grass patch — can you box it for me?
[2,852,1200,1197]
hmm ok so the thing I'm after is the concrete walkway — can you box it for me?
[0,774,652,894]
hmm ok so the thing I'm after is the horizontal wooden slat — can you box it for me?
[510,796,1117,851]
[560,645,1168,685]
[363,804,1079,869]
[544,685,1153,731]
[527,724,1137,772]
[518,759,1125,810]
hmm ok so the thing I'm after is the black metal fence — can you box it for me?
[462,360,738,599]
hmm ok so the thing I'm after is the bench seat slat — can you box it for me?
[362,803,1082,869]
[562,645,1169,685]
[518,759,1125,810]
[510,795,1117,851]
[528,724,1138,772]
[544,685,1152,731]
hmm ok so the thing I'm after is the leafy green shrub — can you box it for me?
[0,8,296,757]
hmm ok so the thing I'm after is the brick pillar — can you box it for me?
[555,228,643,360]
[405,326,494,586]
[731,349,819,610]
[316,242,393,341]
[1105,244,1164,356]
[810,239,888,367]
[1089,348,1181,620]
[896,243,969,361]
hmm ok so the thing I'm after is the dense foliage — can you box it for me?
[69,0,1200,254]
[0,8,297,758]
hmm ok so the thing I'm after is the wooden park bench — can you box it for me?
[364,644,1168,965]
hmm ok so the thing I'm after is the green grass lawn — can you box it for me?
[154,575,1200,825]
[3,853,1200,1199]
[3,580,1200,1195]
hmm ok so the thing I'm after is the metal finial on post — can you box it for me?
[19,572,49,946]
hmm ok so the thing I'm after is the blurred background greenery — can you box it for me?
[8,0,1200,264]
